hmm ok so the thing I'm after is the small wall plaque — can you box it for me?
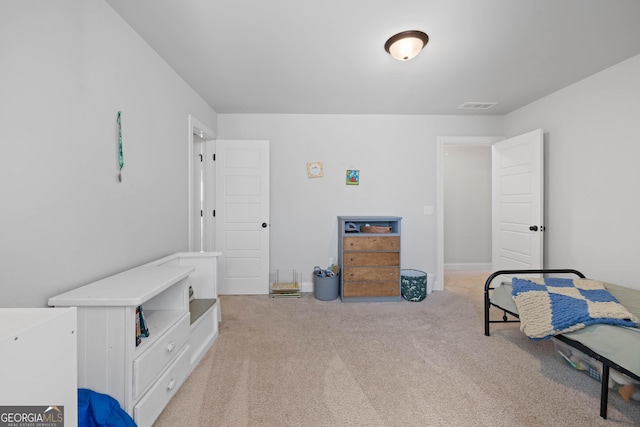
[346,169,359,185]
[307,162,324,178]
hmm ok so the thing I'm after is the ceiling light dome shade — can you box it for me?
[385,30,429,61]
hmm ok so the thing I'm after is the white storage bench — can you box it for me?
[48,252,220,427]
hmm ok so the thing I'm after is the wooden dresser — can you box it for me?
[338,216,402,302]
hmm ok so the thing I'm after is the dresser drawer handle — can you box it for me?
[166,341,176,353]
[166,378,176,391]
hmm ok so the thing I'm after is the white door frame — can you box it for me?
[435,136,503,291]
[188,114,216,252]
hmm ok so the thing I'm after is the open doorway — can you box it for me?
[188,114,216,252]
[436,136,502,291]
[436,130,545,290]
[443,144,492,271]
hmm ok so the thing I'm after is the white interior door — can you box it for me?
[215,140,270,294]
[492,129,544,272]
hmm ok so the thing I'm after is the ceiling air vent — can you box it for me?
[458,102,497,110]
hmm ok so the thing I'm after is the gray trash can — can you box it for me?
[401,269,427,302]
[314,273,340,301]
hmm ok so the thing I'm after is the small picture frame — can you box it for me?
[346,169,359,185]
[307,162,324,178]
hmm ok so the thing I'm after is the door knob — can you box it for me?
[262,223,268,228]
[529,225,538,231]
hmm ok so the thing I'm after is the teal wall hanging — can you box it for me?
[117,111,124,182]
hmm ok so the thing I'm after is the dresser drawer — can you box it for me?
[133,313,190,397]
[344,236,399,251]
[343,267,399,282]
[133,345,190,427]
[343,282,399,297]
[343,252,399,267]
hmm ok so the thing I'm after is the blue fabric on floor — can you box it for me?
[78,389,137,427]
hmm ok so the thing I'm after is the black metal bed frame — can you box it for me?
[484,269,640,419]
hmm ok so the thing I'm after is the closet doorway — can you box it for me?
[188,114,216,252]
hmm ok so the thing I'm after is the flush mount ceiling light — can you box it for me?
[384,30,429,61]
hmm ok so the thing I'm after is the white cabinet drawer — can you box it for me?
[189,302,219,367]
[133,313,190,397]
[133,345,190,427]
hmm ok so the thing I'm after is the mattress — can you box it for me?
[490,281,640,377]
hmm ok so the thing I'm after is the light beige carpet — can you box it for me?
[154,271,640,426]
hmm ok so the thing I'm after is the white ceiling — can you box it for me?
[105,0,640,115]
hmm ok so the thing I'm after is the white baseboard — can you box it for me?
[301,281,314,293]
[444,263,491,271]
[304,278,444,294]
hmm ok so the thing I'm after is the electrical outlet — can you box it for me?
[423,205,434,215]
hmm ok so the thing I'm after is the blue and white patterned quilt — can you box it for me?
[511,277,638,340]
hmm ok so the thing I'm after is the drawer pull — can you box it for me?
[166,341,176,353]
[166,378,176,391]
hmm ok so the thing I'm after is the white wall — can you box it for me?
[0,0,217,307]
[504,54,640,289]
[444,145,492,269]
[7,2,633,305]
[218,114,503,289]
